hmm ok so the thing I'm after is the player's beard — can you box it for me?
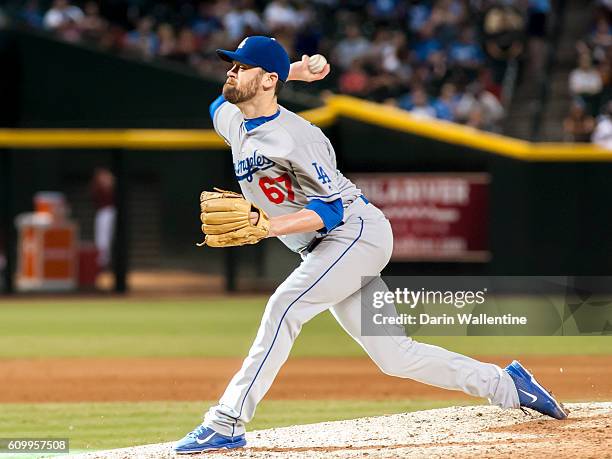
[223,73,261,104]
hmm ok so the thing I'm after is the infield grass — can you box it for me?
[0,298,610,358]
[0,399,477,451]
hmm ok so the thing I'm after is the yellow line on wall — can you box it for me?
[298,105,337,128]
[528,143,612,161]
[0,129,227,149]
[326,95,531,158]
[326,95,612,161]
[0,96,609,161]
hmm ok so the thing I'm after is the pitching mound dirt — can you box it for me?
[65,402,612,459]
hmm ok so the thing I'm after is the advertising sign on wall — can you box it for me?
[352,174,490,262]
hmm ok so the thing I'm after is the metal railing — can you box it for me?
[530,0,568,141]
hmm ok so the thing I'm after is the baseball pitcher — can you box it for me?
[175,36,567,454]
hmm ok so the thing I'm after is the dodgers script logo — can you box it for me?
[234,150,275,182]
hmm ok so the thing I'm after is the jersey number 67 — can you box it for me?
[259,174,295,204]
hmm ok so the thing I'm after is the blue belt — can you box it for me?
[360,195,369,204]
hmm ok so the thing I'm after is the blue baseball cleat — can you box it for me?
[174,424,246,454]
[505,360,569,420]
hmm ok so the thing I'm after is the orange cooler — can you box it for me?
[16,213,79,291]
[33,191,68,220]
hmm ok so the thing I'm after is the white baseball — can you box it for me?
[308,54,327,74]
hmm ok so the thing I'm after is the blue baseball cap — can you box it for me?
[217,36,290,82]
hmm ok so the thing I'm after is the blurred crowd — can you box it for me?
[4,0,552,132]
[563,0,611,147]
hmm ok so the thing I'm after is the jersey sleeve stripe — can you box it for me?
[305,198,344,233]
[209,94,227,120]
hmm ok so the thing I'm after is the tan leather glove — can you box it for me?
[197,188,270,247]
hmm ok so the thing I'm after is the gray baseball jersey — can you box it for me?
[203,99,520,438]
[213,101,361,252]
